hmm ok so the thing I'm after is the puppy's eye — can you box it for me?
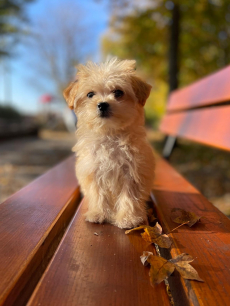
[113,89,124,99]
[87,92,95,98]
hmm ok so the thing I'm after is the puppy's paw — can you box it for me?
[84,211,105,224]
[114,213,147,229]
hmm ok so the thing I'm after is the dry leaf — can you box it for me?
[125,223,162,236]
[170,253,204,282]
[142,252,204,285]
[147,208,157,223]
[141,230,152,244]
[171,208,201,227]
[169,253,193,264]
[147,208,154,216]
[125,225,153,235]
[153,234,172,248]
[140,251,153,266]
[126,223,172,248]
[141,228,172,248]
[147,254,175,285]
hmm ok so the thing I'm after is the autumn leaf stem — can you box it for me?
[167,221,190,234]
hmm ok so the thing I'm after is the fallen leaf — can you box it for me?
[147,254,175,285]
[141,228,172,248]
[166,222,190,234]
[141,230,152,244]
[147,208,154,216]
[149,215,157,223]
[126,223,172,248]
[125,225,153,235]
[169,253,193,264]
[140,251,153,266]
[170,253,204,282]
[147,208,157,223]
[125,223,161,236]
[171,208,201,227]
[141,252,204,285]
[153,234,172,248]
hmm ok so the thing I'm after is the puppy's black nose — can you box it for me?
[98,102,109,112]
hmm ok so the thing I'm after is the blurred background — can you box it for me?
[0,0,229,215]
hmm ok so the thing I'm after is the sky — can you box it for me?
[0,0,109,114]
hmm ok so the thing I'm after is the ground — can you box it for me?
[0,129,229,217]
[0,130,76,203]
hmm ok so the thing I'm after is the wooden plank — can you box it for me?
[27,199,171,306]
[167,65,230,112]
[0,155,80,306]
[160,105,230,151]
[152,154,230,306]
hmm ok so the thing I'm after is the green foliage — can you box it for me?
[0,0,33,57]
[145,80,167,128]
[102,0,230,126]
[104,0,230,85]
[102,8,168,82]
[0,104,22,119]
[179,0,230,84]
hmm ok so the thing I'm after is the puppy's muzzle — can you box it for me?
[98,102,111,118]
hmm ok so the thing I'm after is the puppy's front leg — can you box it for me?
[84,181,113,224]
[114,183,147,229]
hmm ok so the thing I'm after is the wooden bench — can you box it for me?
[1,66,230,306]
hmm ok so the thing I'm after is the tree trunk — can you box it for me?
[168,3,180,93]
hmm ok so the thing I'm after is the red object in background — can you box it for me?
[40,94,54,104]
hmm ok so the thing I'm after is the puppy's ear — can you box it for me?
[63,80,78,110]
[130,76,152,106]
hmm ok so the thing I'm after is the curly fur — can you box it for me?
[63,58,155,229]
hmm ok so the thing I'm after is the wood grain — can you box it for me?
[0,155,80,306]
[152,154,230,306]
[28,199,171,306]
[167,65,230,112]
[160,105,230,151]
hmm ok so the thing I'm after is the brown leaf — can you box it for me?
[147,255,175,285]
[174,262,204,282]
[170,253,204,282]
[141,230,152,244]
[141,252,204,285]
[140,251,153,266]
[171,208,201,227]
[153,234,173,248]
[141,230,172,248]
[125,225,153,235]
[125,223,161,236]
[147,208,154,216]
[170,253,193,264]
[126,223,172,248]
[147,208,157,223]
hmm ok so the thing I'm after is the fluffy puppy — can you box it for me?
[63,58,155,229]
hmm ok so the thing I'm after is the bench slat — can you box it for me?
[27,198,171,306]
[167,65,230,112]
[0,155,80,306]
[152,154,230,306]
[160,105,230,151]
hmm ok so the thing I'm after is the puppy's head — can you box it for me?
[63,58,151,132]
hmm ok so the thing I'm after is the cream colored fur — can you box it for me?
[63,58,155,229]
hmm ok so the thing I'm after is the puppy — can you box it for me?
[63,58,155,229]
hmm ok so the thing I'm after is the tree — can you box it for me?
[25,1,93,99]
[0,0,34,58]
[102,0,230,126]
[103,0,230,89]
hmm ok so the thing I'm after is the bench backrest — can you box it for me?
[160,65,230,152]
